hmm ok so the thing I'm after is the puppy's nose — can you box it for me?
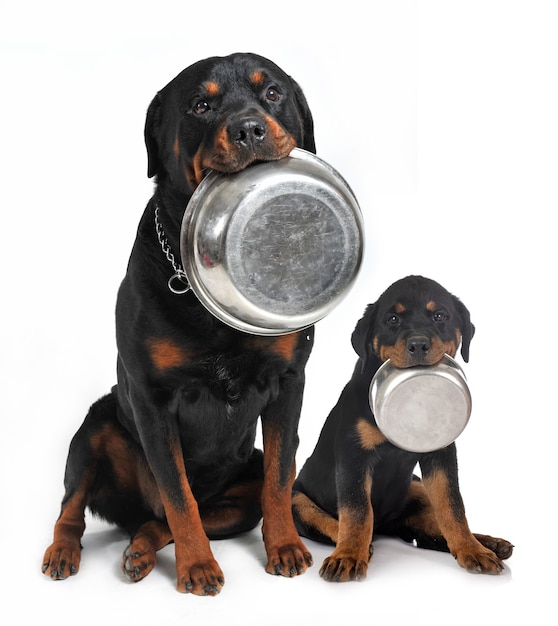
[406,335,430,356]
[229,117,267,147]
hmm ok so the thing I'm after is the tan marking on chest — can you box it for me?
[356,418,386,450]
[272,333,298,360]
[246,333,299,362]
[147,338,193,372]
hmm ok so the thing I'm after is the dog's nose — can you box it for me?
[406,335,430,356]
[229,117,267,147]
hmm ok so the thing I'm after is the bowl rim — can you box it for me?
[179,148,364,335]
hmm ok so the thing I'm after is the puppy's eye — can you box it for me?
[386,314,400,327]
[433,311,448,323]
[265,87,281,102]
[193,100,210,115]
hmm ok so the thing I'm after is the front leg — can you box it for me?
[260,381,312,577]
[319,445,374,582]
[133,399,224,595]
[420,445,506,574]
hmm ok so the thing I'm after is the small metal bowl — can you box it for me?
[180,148,364,335]
[369,354,472,453]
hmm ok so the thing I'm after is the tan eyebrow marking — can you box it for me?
[251,71,264,84]
[204,81,219,95]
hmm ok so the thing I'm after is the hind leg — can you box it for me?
[123,450,265,583]
[43,392,163,580]
[122,480,264,582]
[122,520,173,581]
[292,491,339,545]
[385,478,514,564]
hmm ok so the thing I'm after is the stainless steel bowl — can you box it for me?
[180,148,364,335]
[369,354,472,452]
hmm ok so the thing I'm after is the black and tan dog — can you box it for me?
[42,53,316,595]
[292,275,513,582]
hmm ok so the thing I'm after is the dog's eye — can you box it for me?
[433,311,448,323]
[193,100,210,115]
[265,87,281,102]
[386,314,400,327]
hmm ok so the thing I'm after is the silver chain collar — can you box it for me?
[154,204,190,294]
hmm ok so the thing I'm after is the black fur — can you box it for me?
[292,276,513,582]
[42,53,316,596]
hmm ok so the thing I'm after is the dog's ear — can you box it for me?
[145,93,162,178]
[454,297,475,362]
[351,303,376,370]
[291,78,316,153]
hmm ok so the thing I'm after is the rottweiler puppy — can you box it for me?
[42,53,316,596]
[292,275,513,581]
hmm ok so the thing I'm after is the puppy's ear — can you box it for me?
[351,303,376,371]
[291,78,316,153]
[145,93,162,178]
[454,297,475,362]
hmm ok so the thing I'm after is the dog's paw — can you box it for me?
[319,553,368,582]
[265,541,313,577]
[474,533,514,560]
[122,535,157,582]
[176,560,225,596]
[453,541,507,574]
[42,540,81,580]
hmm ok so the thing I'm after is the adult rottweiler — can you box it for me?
[41,52,316,596]
[292,275,513,582]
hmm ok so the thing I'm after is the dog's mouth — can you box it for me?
[192,152,292,188]
[390,355,447,369]
[378,334,459,369]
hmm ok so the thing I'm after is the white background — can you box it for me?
[1,1,556,623]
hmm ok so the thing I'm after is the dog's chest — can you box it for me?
[169,355,280,464]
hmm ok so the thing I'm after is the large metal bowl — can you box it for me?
[369,354,472,452]
[180,148,364,335]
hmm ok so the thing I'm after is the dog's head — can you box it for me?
[144,52,316,197]
[351,275,475,369]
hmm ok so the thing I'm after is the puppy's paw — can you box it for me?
[453,542,506,575]
[319,553,369,582]
[474,533,514,560]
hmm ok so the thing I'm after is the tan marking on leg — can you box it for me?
[261,428,312,576]
[42,484,89,579]
[292,491,339,543]
[320,473,373,582]
[122,520,173,582]
[422,470,504,573]
[161,442,224,595]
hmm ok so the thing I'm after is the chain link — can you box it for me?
[154,204,190,294]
